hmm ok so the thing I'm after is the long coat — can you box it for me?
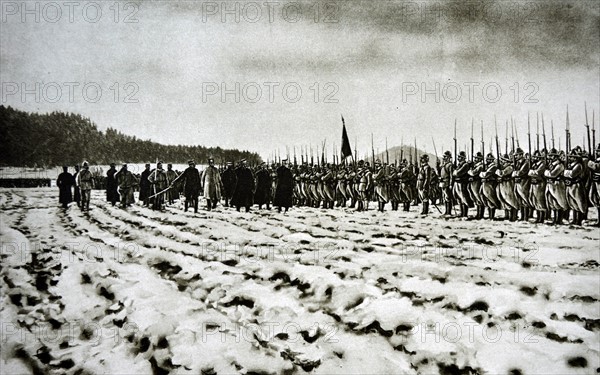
[116,169,137,206]
[202,166,222,201]
[139,169,152,202]
[274,165,294,208]
[106,167,120,203]
[221,168,237,199]
[57,172,74,204]
[178,166,201,199]
[231,166,255,208]
[254,168,272,205]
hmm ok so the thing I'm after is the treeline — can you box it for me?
[0,106,262,167]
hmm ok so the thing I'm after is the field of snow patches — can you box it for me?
[1,187,599,375]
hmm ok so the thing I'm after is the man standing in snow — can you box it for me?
[221,162,237,207]
[417,155,432,215]
[231,159,255,212]
[106,163,120,206]
[439,151,454,216]
[139,163,151,207]
[77,161,94,211]
[588,144,600,227]
[202,158,223,210]
[115,163,137,208]
[148,161,168,211]
[57,166,74,209]
[171,160,201,213]
[274,159,294,213]
[254,162,272,210]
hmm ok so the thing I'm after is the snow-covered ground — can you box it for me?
[1,188,599,374]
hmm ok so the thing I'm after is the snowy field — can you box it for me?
[1,188,599,375]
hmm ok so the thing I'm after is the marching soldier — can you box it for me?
[417,155,432,215]
[588,144,600,227]
[373,160,389,212]
[527,150,548,223]
[452,151,472,218]
[77,161,94,211]
[202,158,223,211]
[563,149,587,226]
[321,164,336,209]
[335,165,348,207]
[479,153,501,220]
[495,154,519,221]
[439,151,454,216]
[544,149,569,225]
[467,152,485,219]
[254,162,272,210]
[346,164,358,209]
[512,148,532,221]
[357,161,372,211]
[388,164,401,211]
[399,159,415,212]
[148,161,168,211]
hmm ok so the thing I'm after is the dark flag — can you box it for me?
[341,115,352,160]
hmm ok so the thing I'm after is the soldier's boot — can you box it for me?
[489,208,495,220]
[258,204,262,209]
[364,201,369,211]
[575,211,583,226]
[478,205,485,219]
[245,206,250,213]
[194,200,198,213]
[422,202,429,215]
[595,207,600,227]
[406,202,411,211]
[563,210,570,222]
[503,209,510,221]
[511,208,518,222]
[555,210,564,225]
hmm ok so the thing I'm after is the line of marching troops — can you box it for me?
[289,143,600,227]
[57,144,600,227]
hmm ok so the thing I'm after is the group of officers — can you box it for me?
[57,143,600,227]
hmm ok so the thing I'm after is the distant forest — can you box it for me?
[0,106,262,167]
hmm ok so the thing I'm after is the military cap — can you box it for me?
[420,154,429,161]
[188,160,195,165]
[474,152,483,160]
[443,151,452,158]
[515,148,524,155]
[458,151,466,159]
[548,148,558,156]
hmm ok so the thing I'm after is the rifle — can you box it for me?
[542,118,548,166]
[481,121,485,169]
[593,111,596,161]
[513,119,520,149]
[470,118,474,163]
[495,116,500,167]
[565,105,571,154]
[385,137,389,164]
[414,138,418,175]
[453,119,457,167]
[527,112,532,156]
[293,146,297,167]
[536,112,540,151]
[585,102,591,156]
[400,137,404,162]
[551,119,555,150]
[371,133,375,171]
[505,120,509,155]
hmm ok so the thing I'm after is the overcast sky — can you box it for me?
[2,0,599,159]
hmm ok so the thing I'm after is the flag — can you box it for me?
[341,116,352,160]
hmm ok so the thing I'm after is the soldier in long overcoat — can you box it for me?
[57,166,74,209]
[231,159,255,212]
[274,159,295,212]
[202,158,223,210]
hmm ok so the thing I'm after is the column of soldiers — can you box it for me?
[56,143,600,227]
[286,143,600,227]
